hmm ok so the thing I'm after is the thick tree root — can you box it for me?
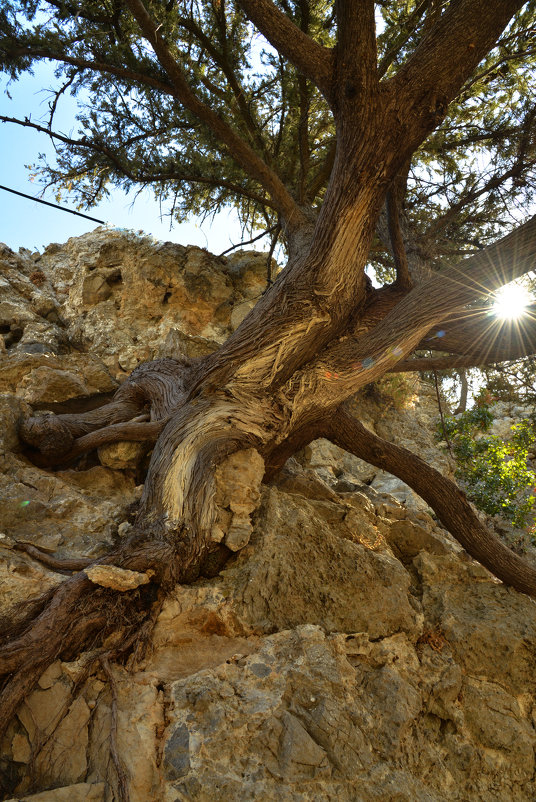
[27,418,165,467]
[18,357,192,462]
[0,533,181,745]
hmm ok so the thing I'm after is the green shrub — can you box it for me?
[437,406,536,527]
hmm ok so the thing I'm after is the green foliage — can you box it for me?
[364,373,419,411]
[438,405,536,527]
[1,0,335,243]
[480,355,536,406]
[1,1,536,263]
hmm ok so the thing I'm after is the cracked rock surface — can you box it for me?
[1,231,536,801]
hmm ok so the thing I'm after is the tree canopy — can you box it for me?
[2,1,536,274]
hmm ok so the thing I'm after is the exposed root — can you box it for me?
[0,524,191,744]
[13,542,93,574]
[18,356,194,462]
[101,656,131,802]
[58,418,164,462]
[22,419,165,467]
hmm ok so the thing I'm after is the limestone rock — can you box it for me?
[386,518,454,561]
[0,544,62,615]
[4,783,105,801]
[97,440,149,470]
[0,393,32,454]
[223,487,421,638]
[84,564,153,591]
[212,448,265,551]
[85,665,164,802]
[230,299,256,330]
[0,456,138,559]
[2,229,536,802]
[17,366,89,404]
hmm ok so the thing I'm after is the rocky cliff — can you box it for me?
[1,228,536,802]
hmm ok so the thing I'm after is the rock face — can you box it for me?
[1,229,536,801]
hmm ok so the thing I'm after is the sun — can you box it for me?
[493,283,533,320]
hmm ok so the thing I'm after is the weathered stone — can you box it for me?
[230,299,256,330]
[4,783,105,801]
[97,440,149,470]
[86,665,164,802]
[11,732,31,763]
[386,517,454,561]
[17,366,89,404]
[224,486,421,638]
[2,229,536,802]
[0,456,138,559]
[82,271,112,304]
[213,448,265,551]
[415,550,536,696]
[0,393,32,454]
[38,660,63,689]
[0,544,61,615]
[84,564,153,591]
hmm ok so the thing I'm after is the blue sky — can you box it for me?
[0,63,260,255]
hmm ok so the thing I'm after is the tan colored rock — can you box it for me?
[0,545,61,615]
[38,660,63,689]
[16,321,63,355]
[86,666,164,802]
[17,366,89,404]
[97,440,149,470]
[415,550,536,696]
[82,271,113,304]
[84,564,153,590]
[230,299,255,330]
[0,394,32,454]
[158,327,219,359]
[301,437,377,485]
[462,675,535,777]
[17,678,72,742]
[224,486,421,638]
[11,732,31,763]
[4,782,105,801]
[213,448,265,551]
[0,455,138,561]
[386,518,454,561]
[0,352,116,397]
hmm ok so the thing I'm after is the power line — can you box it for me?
[0,184,106,224]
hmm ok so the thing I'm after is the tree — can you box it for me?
[2,0,536,742]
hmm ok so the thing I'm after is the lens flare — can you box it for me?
[493,284,532,320]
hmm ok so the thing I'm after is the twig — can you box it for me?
[432,367,454,457]
[218,224,277,257]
